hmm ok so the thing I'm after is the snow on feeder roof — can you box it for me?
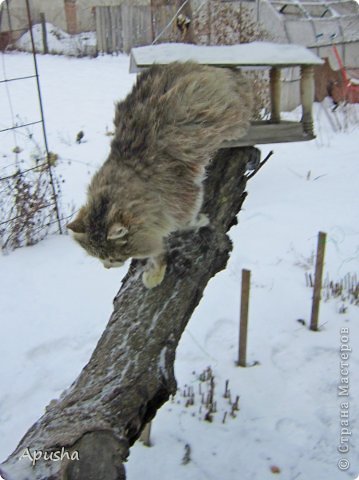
[130,41,324,72]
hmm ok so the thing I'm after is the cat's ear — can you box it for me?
[107,223,128,241]
[67,208,87,237]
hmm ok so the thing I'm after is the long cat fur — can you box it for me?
[67,61,253,288]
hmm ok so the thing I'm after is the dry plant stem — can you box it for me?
[246,150,273,180]
[0,147,260,480]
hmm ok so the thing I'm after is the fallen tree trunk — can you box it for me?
[0,146,260,480]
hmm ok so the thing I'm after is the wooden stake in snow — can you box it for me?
[310,231,327,331]
[140,421,152,447]
[238,269,251,366]
[40,13,48,54]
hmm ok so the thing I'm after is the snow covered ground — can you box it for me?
[0,51,358,480]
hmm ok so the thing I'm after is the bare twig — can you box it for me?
[246,150,273,180]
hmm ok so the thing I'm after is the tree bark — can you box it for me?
[0,147,260,480]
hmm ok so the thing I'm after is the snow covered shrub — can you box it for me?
[15,23,97,57]
[0,159,63,251]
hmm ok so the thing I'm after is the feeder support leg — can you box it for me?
[300,65,315,136]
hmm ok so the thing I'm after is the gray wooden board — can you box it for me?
[220,121,315,147]
[130,42,324,72]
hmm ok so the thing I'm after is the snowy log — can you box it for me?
[0,147,260,480]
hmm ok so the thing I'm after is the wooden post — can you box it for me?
[40,13,48,54]
[238,269,251,367]
[310,231,327,331]
[140,421,152,447]
[300,65,315,136]
[270,67,281,124]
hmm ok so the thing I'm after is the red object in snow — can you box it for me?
[332,45,359,103]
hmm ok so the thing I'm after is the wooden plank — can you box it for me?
[121,5,153,53]
[220,121,315,147]
[110,6,116,54]
[95,7,103,53]
[105,6,111,53]
[122,4,130,54]
[132,6,140,47]
[141,6,153,46]
[111,6,118,52]
[133,6,152,48]
[100,7,107,54]
[115,6,123,53]
[129,42,324,73]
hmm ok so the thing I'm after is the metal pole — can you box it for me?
[25,0,63,233]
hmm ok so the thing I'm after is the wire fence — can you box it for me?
[0,0,64,252]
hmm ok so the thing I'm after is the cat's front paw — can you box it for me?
[142,263,167,289]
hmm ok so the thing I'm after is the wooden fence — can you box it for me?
[95,4,179,54]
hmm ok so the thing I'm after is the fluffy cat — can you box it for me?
[67,62,253,288]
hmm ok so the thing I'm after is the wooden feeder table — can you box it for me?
[130,42,324,146]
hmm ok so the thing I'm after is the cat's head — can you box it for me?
[67,204,132,269]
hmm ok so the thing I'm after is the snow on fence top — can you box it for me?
[130,42,324,73]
